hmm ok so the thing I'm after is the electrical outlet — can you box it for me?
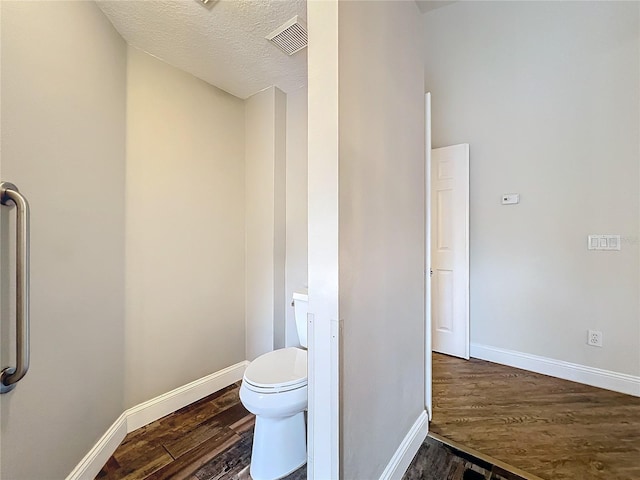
[588,330,603,347]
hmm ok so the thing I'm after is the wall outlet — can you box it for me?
[587,329,603,347]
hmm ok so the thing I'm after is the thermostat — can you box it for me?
[501,193,520,205]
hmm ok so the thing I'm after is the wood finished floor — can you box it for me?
[404,436,525,480]
[96,383,305,480]
[431,353,640,480]
[98,356,640,480]
[96,381,515,480]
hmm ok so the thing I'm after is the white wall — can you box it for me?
[245,87,287,360]
[125,46,246,407]
[338,1,426,477]
[307,1,340,475]
[285,86,308,347]
[0,2,126,478]
[423,1,640,375]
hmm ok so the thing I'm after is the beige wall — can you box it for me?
[0,2,126,478]
[125,46,246,406]
[423,1,640,375]
[245,87,287,360]
[285,86,308,346]
[338,1,426,477]
[1,2,299,475]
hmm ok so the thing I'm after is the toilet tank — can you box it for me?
[292,290,309,348]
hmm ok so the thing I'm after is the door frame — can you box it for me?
[426,94,471,412]
[307,2,340,478]
[425,93,433,420]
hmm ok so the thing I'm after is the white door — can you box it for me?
[431,144,469,359]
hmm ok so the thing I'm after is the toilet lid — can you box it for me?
[244,347,307,390]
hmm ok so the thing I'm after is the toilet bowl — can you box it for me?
[240,290,309,480]
[240,347,307,480]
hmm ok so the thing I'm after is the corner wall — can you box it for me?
[285,86,308,347]
[307,1,340,475]
[125,46,246,407]
[0,2,126,478]
[245,87,287,360]
[338,1,426,477]
[423,1,640,376]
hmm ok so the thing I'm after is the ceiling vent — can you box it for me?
[195,0,216,8]
[266,16,308,56]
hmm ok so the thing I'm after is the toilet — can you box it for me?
[239,290,309,480]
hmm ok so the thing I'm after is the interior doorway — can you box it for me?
[425,93,470,421]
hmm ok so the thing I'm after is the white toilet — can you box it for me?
[240,290,309,480]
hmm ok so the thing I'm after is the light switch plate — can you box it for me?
[588,234,621,251]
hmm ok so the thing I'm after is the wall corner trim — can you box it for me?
[65,412,128,480]
[379,410,429,480]
[470,343,640,397]
[66,361,249,480]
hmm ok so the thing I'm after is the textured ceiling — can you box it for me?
[96,0,307,99]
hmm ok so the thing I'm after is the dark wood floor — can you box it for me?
[431,353,640,480]
[98,355,640,480]
[97,381,518,480]
[405,436,525,480]
[96,383,305,480]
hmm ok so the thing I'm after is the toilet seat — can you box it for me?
[243,347,307,393]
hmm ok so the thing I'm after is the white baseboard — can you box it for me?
[126,361,249,431]
[66,361,249,480]
[66,413,128,480]
[379,410,429,480]
[471,343,640,397]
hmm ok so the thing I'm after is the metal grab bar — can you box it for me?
[0,181,30,394]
